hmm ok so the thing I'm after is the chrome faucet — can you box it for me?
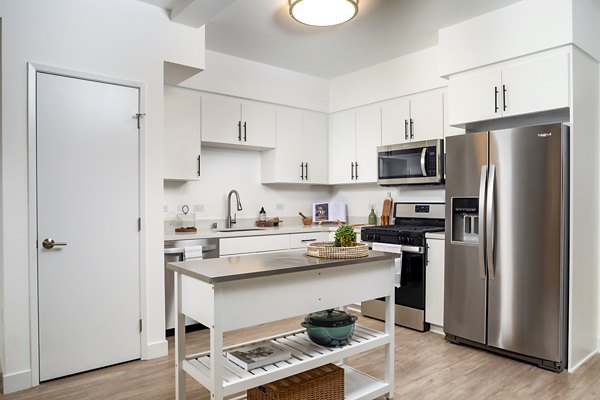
[226,190,243,228]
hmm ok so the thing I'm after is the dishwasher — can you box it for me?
[164,238,219,336]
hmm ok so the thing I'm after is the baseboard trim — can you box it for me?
[568,349,597,373]
[143,340,168,360]
[429,324,445,335]
[2,369,33,394]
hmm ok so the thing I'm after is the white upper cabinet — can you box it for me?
[329,106,381,185]
[163,86,202,181]
[201,95,276,149]
[261,108,328,184]
[381,97,410,145]
[354,105,381,183]
[381,91,444,146]
[448,52,570,126]
[329,110,356,185]
[301,111,329,184]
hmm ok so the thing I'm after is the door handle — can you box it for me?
[238,121,242,141]
[42,238,67,250]
[243,122,247,141]
[486,165,496,279]
[494,86,499,113]
[420,147,427,177]
[355,162,359,180]
[197,155,201,176]
[502,85,507,111]
[478,165,488,279]
[409,118,414,139]
[351,162,355,180]
[404,119,408,140]
[305,162,308,180]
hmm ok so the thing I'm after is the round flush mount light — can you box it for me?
[289,0,359,27]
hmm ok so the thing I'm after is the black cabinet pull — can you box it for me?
[300,162,304,180]
[238,121,242,141]
[494,86,499,113]
[502,84,507,111]
[243,122,247,141]
[355,162,359,180]
[410,119,414,140]
[404,119,408,140]
[197,155,201,176]
[305,162,308,180]
[351,162,355,180]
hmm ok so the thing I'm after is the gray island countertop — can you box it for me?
[167,249,396,284]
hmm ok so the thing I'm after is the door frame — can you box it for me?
[27,63,146,386]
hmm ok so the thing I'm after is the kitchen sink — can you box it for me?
[216,227,266,232]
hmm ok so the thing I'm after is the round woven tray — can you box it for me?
[306,242,369,259]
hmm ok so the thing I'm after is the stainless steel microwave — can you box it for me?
[377,139,444,186]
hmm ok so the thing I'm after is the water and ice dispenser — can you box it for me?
[451,198,479,244]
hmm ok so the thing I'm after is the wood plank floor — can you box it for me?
[2,314,600,399]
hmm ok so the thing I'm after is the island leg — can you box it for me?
[210,287,225,400]
[385,283,395,399]
[175,271,186,400]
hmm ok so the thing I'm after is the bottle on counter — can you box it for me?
[368,207,377,225]
[259,207,267,222]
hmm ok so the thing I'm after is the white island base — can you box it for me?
[168,250,396,400]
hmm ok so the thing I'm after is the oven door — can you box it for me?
[364,242,428,331]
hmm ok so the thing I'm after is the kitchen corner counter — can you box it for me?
[164,224,360,241]
[167,249,395,283]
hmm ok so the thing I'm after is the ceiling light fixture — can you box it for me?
[289,0,359,27]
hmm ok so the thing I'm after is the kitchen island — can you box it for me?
[167,249,397,400]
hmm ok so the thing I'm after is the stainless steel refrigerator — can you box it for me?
[444,123,569,372]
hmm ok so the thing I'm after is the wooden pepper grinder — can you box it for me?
[381,192,393,225]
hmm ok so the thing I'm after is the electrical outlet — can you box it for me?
[193,204,204,212]
[163,205,169,212]
[276,204,284,211]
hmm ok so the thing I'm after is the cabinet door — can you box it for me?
[501,52,569,118]
[443,91,465,138]
[289,232,330,249]
[201,96,241,145]
[242,101,276,149]
[410,91,444,141]
[302,111,329,184]
[381,97,410,146]
[163,86,201,180]
[329,111,356,184]
[271,107,303,182]
[355,105,381,183]
[448,68,502,126]
[426,238,445,327]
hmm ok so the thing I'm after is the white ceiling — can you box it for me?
[141,0,521,79]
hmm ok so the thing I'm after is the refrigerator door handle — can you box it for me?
[486,164,496,279]
[420,147,427,176]
[479,165,488,279]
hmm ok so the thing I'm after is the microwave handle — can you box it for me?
[420,147,427,177]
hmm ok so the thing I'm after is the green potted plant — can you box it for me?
[334,225,357,247]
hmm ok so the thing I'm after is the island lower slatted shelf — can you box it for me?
[183,326,391,399]
[167,249,397,400]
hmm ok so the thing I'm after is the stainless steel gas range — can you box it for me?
[360,202,444,331]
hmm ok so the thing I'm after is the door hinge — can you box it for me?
[139,319,143,333]
[135,113,146,130]
[138,218,142,232]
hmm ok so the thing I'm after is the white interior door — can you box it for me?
[36,72,141,381]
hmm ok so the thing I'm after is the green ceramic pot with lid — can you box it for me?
[301,309,358,347]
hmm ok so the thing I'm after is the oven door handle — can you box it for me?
[400,245,424,254]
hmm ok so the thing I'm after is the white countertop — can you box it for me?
[425,232,445,240]
[164,224,366,241]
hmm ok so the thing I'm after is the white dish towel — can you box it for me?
[184,245,203,260]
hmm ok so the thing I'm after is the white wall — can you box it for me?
[179,50,330,112]
[0,0,204,393]
[163,147,331,225]
[0,16,4,376]
[329,46,447,113]
[439,0,573,76]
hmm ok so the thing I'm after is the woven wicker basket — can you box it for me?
[306,241,368,259]
[247,363,344,400]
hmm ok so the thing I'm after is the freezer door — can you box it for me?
[444,132,488,344]
[487,124,568,363]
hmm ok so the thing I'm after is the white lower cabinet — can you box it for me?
[289,232,330,249]
[426,238,445,328]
